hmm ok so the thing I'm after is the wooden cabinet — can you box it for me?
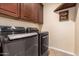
[21,3,38,23]
[0,3,20,17]
[31,3,39,23]
[21,3,33,22]
[21,3,43,24]
[38,4,43,24]
[0,3,43,24]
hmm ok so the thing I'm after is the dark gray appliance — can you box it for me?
[0,26,13,36]
[12,27,25,34]
[0,26,49,56]
[38,32,48,56]
[0,26,13,56]
[2,33,38,56]
[26,27,39,33]
[25,27,48,56]
[0,26,38,56]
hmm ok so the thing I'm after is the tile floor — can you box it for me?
[48,49,73,56]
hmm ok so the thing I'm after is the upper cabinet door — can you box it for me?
[21,3,33,22]
[31,3,43,24]
[31,4,39,23]
[21,3,43,23]
[0,3,20,17]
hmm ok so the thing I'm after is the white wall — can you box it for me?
[0,16,40,29]
[75,3,79,55]
[42,3,76,53]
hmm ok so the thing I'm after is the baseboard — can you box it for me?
[49,47,76,56]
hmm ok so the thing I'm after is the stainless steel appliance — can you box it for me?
[2,33,38,56]
[0,26,38,56]
[0,26,48,56]
[38,32,48,56]
[26,27,49,56]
